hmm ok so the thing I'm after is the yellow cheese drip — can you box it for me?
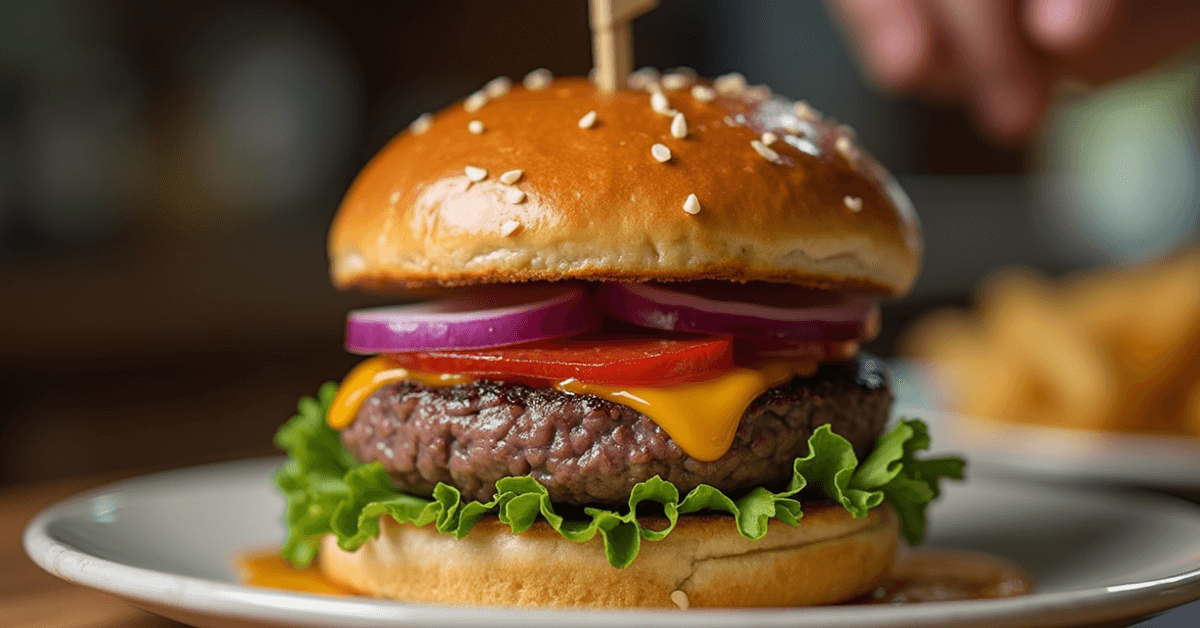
[235,550,354,596]
[328,356,816,461]
[557,363,808,461]
[328,357,471,429]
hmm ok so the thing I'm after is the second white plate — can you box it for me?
[892,360,1200,488]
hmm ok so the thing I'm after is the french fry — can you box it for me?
[977,269,1118,430]
[1109,252,1200,431]
[900,309,1026,420]
[1063,266,1144,344]
[903,251,1200,436]
[1119,251,1200,370]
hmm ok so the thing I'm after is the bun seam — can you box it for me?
[673,509,891,593]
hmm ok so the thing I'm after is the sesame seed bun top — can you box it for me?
[329,72,922,295]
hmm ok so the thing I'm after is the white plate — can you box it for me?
[891,360,1200,488]
[906,408,1200,490]
[23,457,1200,628]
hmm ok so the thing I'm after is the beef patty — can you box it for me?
[341,355,892,506]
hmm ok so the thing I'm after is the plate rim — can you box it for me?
[22,456,1200,628]
[895,404,1200,488]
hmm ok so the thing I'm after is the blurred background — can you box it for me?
[1,0,1198,487]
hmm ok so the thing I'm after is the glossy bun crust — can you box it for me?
[319,504,898,608]
[330,78,920,295]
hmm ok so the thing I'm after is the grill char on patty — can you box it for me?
[341,356,892,506]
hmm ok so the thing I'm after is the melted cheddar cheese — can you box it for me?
[328,358,471,429]
[235,550,355,595]
[328,356,817,461]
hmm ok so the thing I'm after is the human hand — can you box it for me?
[827,0,1200,142]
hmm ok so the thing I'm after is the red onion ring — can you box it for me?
[346,285,599,354]
[594,282,877,342]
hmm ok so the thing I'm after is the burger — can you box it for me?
[273,69,964,608]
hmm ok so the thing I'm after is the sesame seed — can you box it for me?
[499,169,523,185]
[409,112,433,135]
[523,68,552,91]
[340,252,367,274]
[844,196,863,212]
[791,135,821,157]
[761,132,778,146]
[484,76,512,99]
[578,110,598,129]
[713,72,747,93]
[690,85,716,102]
[504,188,527,204]
[661,73,690,91]
[500,220,522,236]
[723,116,737,126]
[388,191,401,204]
[670,590,690,610]
[465,165,488,182]
[683,194,701,215]
[463,91,488,113]
[782,119,804,134]
[744,85,772,101]
[835,135,856,158]
[751,140,781,163]
[670,113,687,139]
[650,91,676,116]
[627,67,660,90]
[793,100,822,121]
[838,123,857,139]
[468,120,485,134]
[651,143,672,163]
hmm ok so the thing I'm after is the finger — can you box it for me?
[1050,0,1200,85]
[827,0,936,89]
[920,20,967,101]
[1023,0,1118,54]
[931,0,1051,141]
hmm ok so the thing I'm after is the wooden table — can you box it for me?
[1,472,186,628]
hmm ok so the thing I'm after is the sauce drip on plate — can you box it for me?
[851,547,1034,604]
[235,550,357,596]
[235,546,1033,604]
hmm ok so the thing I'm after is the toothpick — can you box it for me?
[589,0,659,93]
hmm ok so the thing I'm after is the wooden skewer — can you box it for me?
[589,0,659,93]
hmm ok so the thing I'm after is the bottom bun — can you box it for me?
[319,503,898,608]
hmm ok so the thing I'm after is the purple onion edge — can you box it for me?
[594,284,870,342]
[345,289,600,353]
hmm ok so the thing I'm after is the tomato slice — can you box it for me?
[387,334,734,386]
[732,338,860,363]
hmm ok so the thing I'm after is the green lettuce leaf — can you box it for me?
[274,383,965,569]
